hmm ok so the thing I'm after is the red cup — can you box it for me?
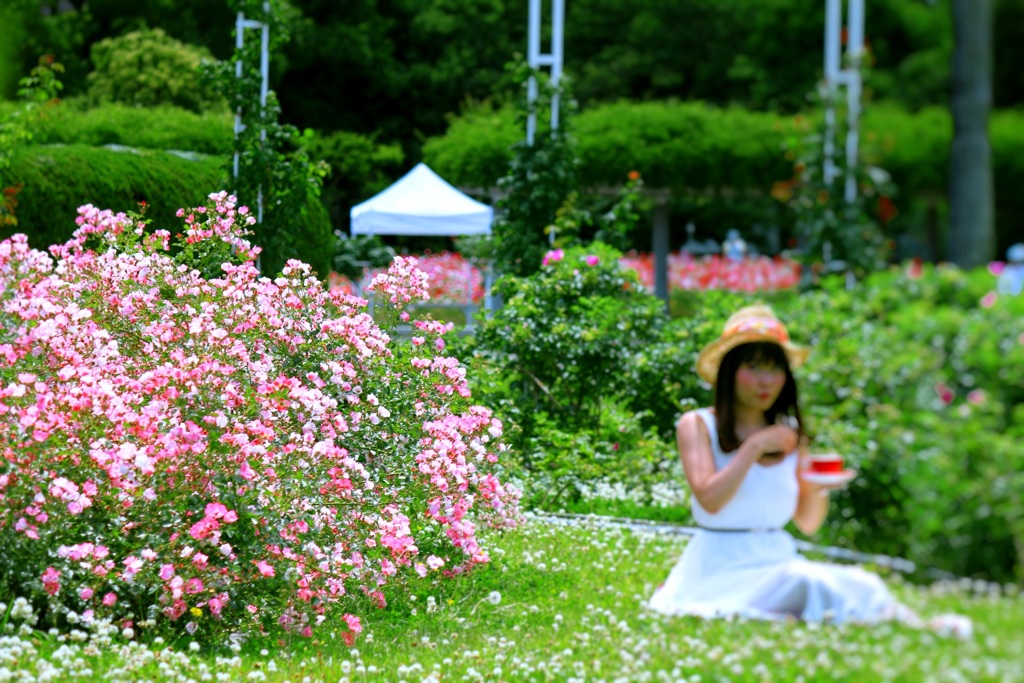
[808,454,844,474]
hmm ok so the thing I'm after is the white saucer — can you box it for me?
[801,469,857,486]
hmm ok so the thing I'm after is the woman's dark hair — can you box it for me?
[713,342,805,453]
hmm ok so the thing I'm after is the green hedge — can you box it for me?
[36,101,234,155]
[423,101,1024,252]
[3,144,333,277]
[424,101,1024,196]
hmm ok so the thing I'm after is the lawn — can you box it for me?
[5,517,1022,682]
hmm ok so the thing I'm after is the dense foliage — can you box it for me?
[0,195,519,641]
[3,101,234,155]
[2,144,334,277]
[305,129,406,234]
[86,28,222,113]
[5,0,1023,144]
[424,102,1024,257]
[199,0,331,279]
[488,65,579,278]
[455,243,677,508]
[461,251,1023,582]
[775,84,897,278]
[0,56,64,229]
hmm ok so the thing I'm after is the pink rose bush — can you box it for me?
[330,251,487,305]
[0,192,519,642]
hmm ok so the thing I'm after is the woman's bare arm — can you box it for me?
[676,411,787,514]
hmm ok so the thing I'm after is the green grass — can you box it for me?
[6,518,1023,681]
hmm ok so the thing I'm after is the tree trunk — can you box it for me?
[948,0,995,268]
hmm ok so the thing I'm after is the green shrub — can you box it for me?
[457,242,671,504]
[87,28,223,113]
[3,143,224,248]
[3,144,333,277]
[420,104,520,192]
[305,129,405,231]
[34,100,233,154]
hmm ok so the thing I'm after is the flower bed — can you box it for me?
[0,194,519,643]
[620,251,802,292]
[330,250,799,306]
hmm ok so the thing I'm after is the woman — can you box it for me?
[648,306,971,634]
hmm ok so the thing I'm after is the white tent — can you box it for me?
[350,163,493,236]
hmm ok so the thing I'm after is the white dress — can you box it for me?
[648,408,900,623]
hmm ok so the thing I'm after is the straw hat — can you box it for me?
[696,305,809,385]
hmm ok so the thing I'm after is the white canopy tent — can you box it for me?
[349,163,495,321]
[350,163,493,237]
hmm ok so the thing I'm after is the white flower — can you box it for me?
[487,591,502,605]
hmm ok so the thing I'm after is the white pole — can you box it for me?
[824,0,842,82]
[822,0,842,184]
[847,0,865,62]
[844,0,865,204]
[258,7,270,225]
[550,0,565,131]
[526,0,541,146]
[233,11,245,184]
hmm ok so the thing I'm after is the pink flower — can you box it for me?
[585,255,600,267]
[41,567,61,595]
[80,587,94,601]
[208,595,225,616]
[980,291,998,309]
[256,560,275,577]
[189,518,219,540]
[239,461,255,481]
[344,613,362,634]
[967,389,986,406]
[159,564,175,580]
[122,556,144,577]
[542,249,564,267]
[935,382,955,405]
[102,592,118,607]
[204,502,228,519]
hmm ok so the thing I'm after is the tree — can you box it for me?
[948,0,995,268]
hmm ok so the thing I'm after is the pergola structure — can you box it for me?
[520,1,866,306]
[824,0,866,203]
[232,2,271,225]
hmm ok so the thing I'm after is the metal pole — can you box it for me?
[258,6,270,225]
[550,0,565,131]
[526,0,541,146]
[233,11,245,185]
[653,197,671,309]
[823,0,841,184]
[526,0,565,144]
[844,0,865,204]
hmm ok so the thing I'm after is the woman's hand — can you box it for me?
[750,424,799,457]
